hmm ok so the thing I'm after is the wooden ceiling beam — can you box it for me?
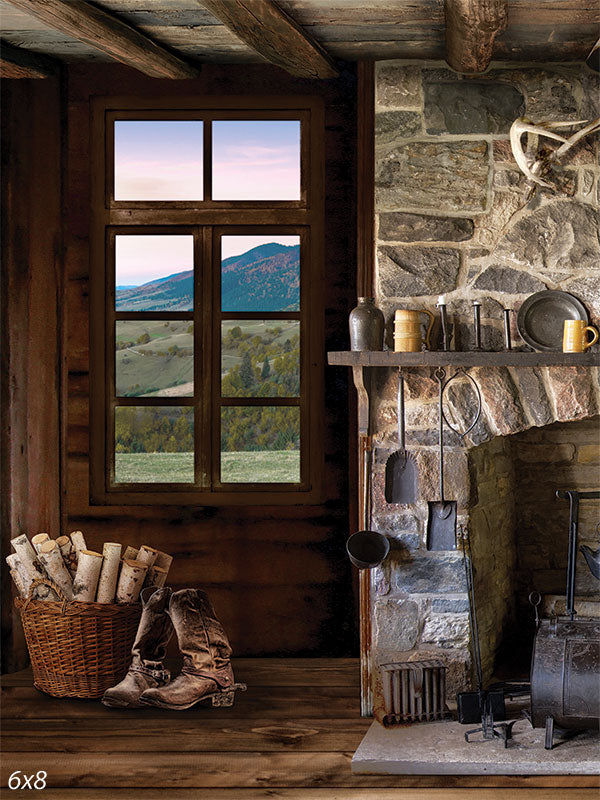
[0,40,58,78]
[3,0,199,79]
[198,0,338,79]
[445,0,508,73]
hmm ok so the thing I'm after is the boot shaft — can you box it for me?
[168,588,232,672]
[131,586,174,665]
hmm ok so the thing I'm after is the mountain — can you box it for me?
[115,243,300,312]
[116,270,193,311]
[221,243,299,312]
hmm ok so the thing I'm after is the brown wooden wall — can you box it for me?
[54,63,357,658]
[1,76,64,671]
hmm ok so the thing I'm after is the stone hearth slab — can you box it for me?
[352,719,600,775]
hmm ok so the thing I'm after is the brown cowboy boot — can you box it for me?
[102,586,173,708]
[139,588,245,710]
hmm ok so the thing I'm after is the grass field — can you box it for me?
[115,450,300,484]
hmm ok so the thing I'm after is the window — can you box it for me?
[91,98,324,505]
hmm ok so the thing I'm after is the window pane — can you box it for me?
[114,406,194,483]
[220,406,300,483]
[116,321,193,397]
[221,235,300,312]
[212,120,300,200]
[222,320,299,398]
[114,120,203,201]
[115,235,194,311]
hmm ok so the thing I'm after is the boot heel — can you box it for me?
[212,690,235,707]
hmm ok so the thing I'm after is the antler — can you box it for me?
[510,116,600,191]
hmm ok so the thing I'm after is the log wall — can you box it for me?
[61,63,357,657]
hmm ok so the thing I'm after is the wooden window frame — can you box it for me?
[90,96,324,506]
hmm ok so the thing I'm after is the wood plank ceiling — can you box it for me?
[0,0,598,79]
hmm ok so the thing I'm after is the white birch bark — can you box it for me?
[143,565,168,589]
[72,550,103,602]
[10,534,52,599]
[136,545,158,568]
[10,568,27,597]
[70,530,87,557]
[123,546,139,561]
[38,539,74,600]
[96,542,122,603]
[6,554,33,596]
[116,559,147,604]
[153,551,173,574]
[32,533,50,553]
[56,535,77,577]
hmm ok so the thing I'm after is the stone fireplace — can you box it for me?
[367,59,600,710]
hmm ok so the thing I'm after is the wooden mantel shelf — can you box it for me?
[328,351,600,367]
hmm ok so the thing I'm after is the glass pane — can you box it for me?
[115,235,194,311]
[221,235,300,312]
[116,321,193,397]
[114,120,203,201]
[221,320,299,398]
[220,407,300,483]
[114,406,194,483]
[212,120,300,200]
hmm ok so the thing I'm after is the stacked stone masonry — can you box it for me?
[371,60,600,693]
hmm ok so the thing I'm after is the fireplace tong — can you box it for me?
[460,527,527,747]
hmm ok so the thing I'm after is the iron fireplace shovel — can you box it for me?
[427,368,456,550]
[385,367,418,504]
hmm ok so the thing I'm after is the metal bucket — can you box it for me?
[346,530,390,569]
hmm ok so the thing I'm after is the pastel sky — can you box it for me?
[116,234,299,286]
[114,119,300,201]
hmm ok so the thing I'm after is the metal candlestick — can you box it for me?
[437,296,450,351]
[503,308,513,350]
[472,301,482,350]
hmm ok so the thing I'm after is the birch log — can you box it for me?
[10,534,52,599]
[96,542,122,603]
[153,550,173,574]
[6,553,33,596]
[32,533,50,553]
[10,569,27,597]
[72,550,103,602]
[123,546,139,561]
[70,530,87,556]
[144,566,168,589]
[57,535,77,577]
[38,539,74,600]
[116,559,147,603]
[136,545,158,568]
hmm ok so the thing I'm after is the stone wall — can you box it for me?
[370,60,600,697]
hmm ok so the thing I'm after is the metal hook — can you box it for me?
[440,368,482,439]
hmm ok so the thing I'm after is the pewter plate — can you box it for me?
[517,290,588,352]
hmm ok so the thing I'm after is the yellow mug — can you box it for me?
[563,319,599,353]
[394,309,435,352]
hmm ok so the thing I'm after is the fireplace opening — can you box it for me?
[468,416,600,683]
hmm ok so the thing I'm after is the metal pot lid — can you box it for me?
[517,290,588,352]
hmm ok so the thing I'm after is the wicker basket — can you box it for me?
[15,578,142,699]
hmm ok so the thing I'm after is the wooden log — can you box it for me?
[38,540,74,601]
[56,535,77,577]
[69,530,87,556]
[3,0,199,79]
[136,545,158,568]
[0,40,59,79]
[116,559,147,604]
[143,566,168,590]
[153,550,173,574]
[95,542,122,604]
[444,0,508,73]
[9,569,27,597]
[72,550,103,602]
[6,554,32,597]
[31,533,50,553]
[199,0,338,79]
[10,534,52,599]
[123,546,139,561]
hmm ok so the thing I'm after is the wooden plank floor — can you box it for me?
[1,659,597,800]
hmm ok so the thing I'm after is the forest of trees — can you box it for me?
[221,324,300,398]
[115,407,193,454]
